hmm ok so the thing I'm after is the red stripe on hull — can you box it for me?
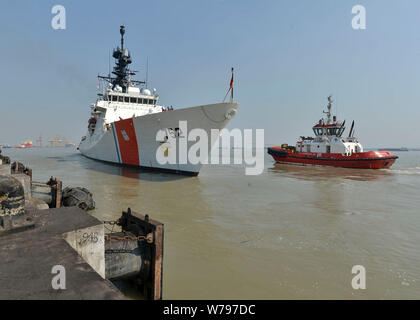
[114,118,140,166]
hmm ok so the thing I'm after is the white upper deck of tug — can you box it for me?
[296,96,363,155]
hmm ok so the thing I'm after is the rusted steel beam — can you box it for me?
[55,180,62,208]
[152,222,164,300]
[117,208,164,300]
[32,177,63,208]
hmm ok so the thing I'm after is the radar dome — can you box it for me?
[141,88,151,96]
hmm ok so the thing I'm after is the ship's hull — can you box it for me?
[79,102,239,175]
[268,147,398,169]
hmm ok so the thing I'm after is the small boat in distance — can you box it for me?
[268,96,398,169]
[15,141,33,149]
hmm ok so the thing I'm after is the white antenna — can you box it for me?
[108,49,111,78]
[146,57,149,88]
[335,89,339,121]
[323,95,333,124]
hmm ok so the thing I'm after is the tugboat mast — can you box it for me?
[323,95,333,124]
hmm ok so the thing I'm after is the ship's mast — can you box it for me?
[98,26,145,92]
[120,25,124,50]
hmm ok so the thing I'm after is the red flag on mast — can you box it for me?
[223,67,235,102]
[230,67,234,102]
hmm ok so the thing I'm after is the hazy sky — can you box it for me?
[1,0,419,147]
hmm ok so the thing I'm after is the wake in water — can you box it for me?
[390,168,420,175]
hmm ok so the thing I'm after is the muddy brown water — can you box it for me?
[2,147,419,299]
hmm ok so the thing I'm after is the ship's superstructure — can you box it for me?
[79,26,239,175]
[268,96,398,169]
[297,96,363,156]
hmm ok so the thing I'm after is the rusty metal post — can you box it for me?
[13,162,18,173]
[44,177,63,209]
[55,179,62,208]
[116,208,164,300]
[26,168,32,184]
[152,221,164,300]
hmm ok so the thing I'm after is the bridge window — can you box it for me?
[313,128,324,136]
[124,97,129,103]
[130,97,136,103]
[326,127,341,136]
[112,95,118,102]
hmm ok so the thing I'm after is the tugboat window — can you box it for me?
[118,96,123,102]
[112,96,118,102]
[328,128,338,135]
[130,97,136,103]
[124,97,129,103]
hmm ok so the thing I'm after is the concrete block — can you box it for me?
[0,164,11,175]
[63,223,106,279]
[11,174,31,199]
[25,198,50,210]
[0,207,124,299]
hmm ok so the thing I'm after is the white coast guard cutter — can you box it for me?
[78,26,239,175]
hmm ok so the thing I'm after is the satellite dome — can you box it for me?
[141,88,151,96]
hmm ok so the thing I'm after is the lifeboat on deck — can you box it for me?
[268,96,398,169]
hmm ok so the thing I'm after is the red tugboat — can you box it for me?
[268,96,398,169]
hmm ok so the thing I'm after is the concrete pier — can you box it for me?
[0,155,163,300]
[0,206,126,299]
